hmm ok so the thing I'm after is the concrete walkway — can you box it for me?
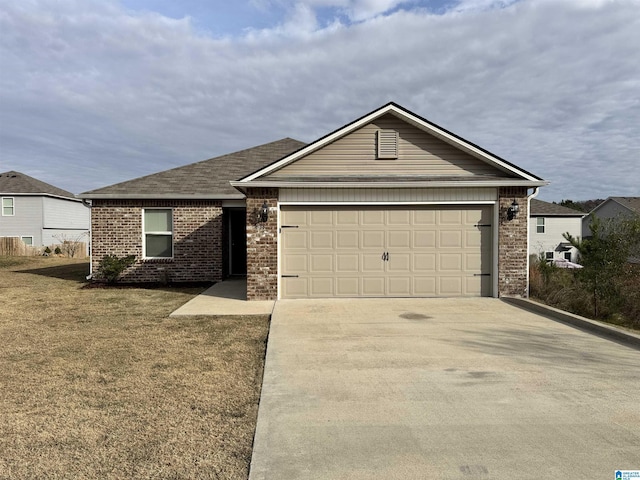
[169,278,274,316]
[249,297,640,480]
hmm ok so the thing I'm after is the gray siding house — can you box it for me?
[0,171,90,248]
[582,197,640,238]
[80,103,548,299]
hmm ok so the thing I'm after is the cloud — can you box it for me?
[0,0,638,202]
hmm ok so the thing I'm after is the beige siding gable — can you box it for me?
[267,114,509,178]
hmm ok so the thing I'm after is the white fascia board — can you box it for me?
[3,192,82,202]
[231,180,548,189]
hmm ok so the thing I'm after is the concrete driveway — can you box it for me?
[249,298,640,480]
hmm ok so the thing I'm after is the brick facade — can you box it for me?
[245,189,278,300]
[91,199,223,283]
[497,187,529,297]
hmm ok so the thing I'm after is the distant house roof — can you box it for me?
[529,199,584,216]
[79,138,306,200]
[0,171,78,200]
[592,196,640,215]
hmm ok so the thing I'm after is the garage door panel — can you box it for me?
[439,276,462,295]
[362,253,385,272]
[362,210,385,225]
[388,210,411,225]
[280,205,492,298]
[362,277,385,296]
[336,254,359,272]
[336,277,359,296]
[310,210,333,225]
[310,254,333,273]
[282,277,308,298]
[283,254,307,273]
[388,253,411,272]
[439,230,462,248]
[336,230,359,248]
[310,277,333,296]
[283,230,307,249]
[337,210,358,225]
[414,230,436,248]
[388,230,411,248]
[440,253,462,271]
[362,230,385,249]
[388,276,411,295]
[414,253,436,272]
[414,276,436,296]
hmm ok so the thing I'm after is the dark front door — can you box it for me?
[228,208,247,275]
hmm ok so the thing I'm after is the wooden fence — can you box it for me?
[0,237,87,258]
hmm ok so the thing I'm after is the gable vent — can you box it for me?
[377,129,398,159]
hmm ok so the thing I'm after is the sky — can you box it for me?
[1,0,639,202]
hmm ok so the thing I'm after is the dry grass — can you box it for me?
[0,256,269,479]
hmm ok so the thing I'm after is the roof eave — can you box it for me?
[2,192,82,202]
[230,180,549,189]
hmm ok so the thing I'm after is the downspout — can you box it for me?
[81,199,93,279]
[526,187,540,297]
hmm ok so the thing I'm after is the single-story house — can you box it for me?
[79,102,548,300]
[582,197,640,238]
[529,199,584,263]
[1,170,90,249]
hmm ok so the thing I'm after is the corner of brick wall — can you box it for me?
[498,187,529,297]
[90,199,223,283]
[245,188,278,301]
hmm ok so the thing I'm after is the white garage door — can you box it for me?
[280,205,493,298]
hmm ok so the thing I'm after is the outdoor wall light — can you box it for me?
[258,201,269,223]
[507,199,520,220]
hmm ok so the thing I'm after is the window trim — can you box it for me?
[563,251,572,261]
[545,251,554,261]
[2,197,15,216]
[536,217,545,234]
[142,208,174,259]
[21,236,33,246]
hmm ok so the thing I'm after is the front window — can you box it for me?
[545,251,554,261]
[536,217,545,234]
[2,197,14,216]
[144,209,173,258]
[564,251,572,261]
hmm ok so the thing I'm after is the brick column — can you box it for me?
[498,187,529,297]
[246,188,279,300]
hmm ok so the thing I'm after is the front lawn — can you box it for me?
[0,256,268,479]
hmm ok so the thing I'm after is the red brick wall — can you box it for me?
[91,199,223,283]
[245,189,278,300]
[498,187,529,297]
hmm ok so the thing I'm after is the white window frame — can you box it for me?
[545,251,554,261]
[536,217,545,234]
[563,251,572,261]
[21,236,33,246]
[2,197,15,216]
[143,208,174,259]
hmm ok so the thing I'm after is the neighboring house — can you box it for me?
[0,171,90,248]
[528,199,584,263]
[582,197,640,238]
[79,102,548,299]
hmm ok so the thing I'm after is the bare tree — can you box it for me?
[52,232,88,258]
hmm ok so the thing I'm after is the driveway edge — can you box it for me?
[501,297,640,349]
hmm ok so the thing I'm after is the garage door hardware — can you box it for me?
[381,252,390,261]
[282,275,299,278]
[474,273,491,276]
[474,224,492,227]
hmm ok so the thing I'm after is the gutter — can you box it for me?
[231,180,549,191]
[526,187,541,297]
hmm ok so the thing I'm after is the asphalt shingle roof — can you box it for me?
[80,138,306,199]
[0,171,77,199]
[608,197,640,214]
[529,199,584,216]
